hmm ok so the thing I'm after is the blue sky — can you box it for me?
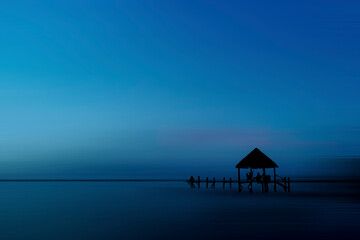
[0,0,359,178]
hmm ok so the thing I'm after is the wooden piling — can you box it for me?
[223,177,225,189]
[213,177,215,189]
[288,177,290,192]
[274,168,277,192]
[198,176,200,188]
[262,168,266,192]
[238,168,241,192]
[206,177,209,188]
[229,177,232,188]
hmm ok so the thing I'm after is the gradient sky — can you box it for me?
[1,0,359,179]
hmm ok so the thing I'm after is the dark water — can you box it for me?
[0,182,359,240]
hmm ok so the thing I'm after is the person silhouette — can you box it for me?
[188,176,195,188]
[255,173,262,183]
[264,175,269,192]
[246,171,253,181]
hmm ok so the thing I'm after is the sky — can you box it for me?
[0,0,359,179]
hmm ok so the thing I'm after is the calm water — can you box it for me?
[0,182,359,240]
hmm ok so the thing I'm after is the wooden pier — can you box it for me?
[187,175,291,192]
[187,148,292,193]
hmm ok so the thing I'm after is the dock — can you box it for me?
[187,175,291,192]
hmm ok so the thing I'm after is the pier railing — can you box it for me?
[187,176,291,192]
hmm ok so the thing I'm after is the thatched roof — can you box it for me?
[236,148,278,169]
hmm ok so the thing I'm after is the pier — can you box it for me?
[188,148,291,192]
[187,176,291,192]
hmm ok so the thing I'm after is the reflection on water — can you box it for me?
[0,182,359,240]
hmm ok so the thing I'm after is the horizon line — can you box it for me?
[0,178,359,183]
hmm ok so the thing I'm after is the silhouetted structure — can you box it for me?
[236,148,278,192]
[188,176,195,188]
[186,148,290,193]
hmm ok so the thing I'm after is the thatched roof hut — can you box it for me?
[235,148,279,192]
[236,148,278,169]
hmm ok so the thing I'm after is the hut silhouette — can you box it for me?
[236,148,278,192]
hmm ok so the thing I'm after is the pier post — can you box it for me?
[198,176,200,188]
[288,177,290,192]
[238,168,241,192]
[223,177,225,189]
[284,178,287,192]
[229,177,232,189]
[262,168,266,192]
[213,177,216,189]
[206,177,208,188]
[274,168,277,192]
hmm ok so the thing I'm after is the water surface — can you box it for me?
[0,182,359,240]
